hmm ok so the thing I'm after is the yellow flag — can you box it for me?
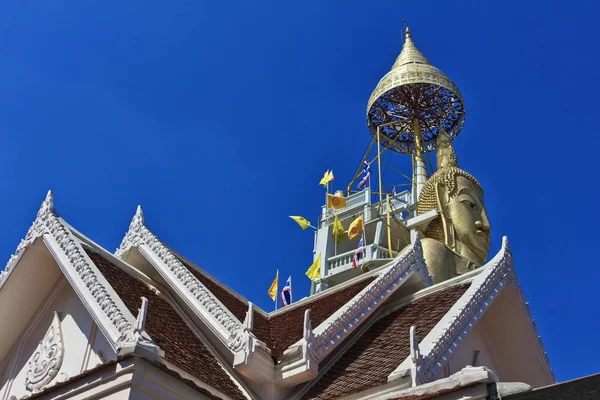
[319,170,330,187]
[348,215,364,239]
[268,270,278,301]
[305,254,321,281]
[289,216,311,230]
[319,170,334,187]
[326,193,346,209]
[332,215,345,243]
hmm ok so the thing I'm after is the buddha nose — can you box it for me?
[476,210,491,232]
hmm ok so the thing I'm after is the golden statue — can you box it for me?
[417,130,491,283]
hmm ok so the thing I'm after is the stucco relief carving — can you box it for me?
[306,236,430,363]
[25,312,64,392]
[1,192,132,344]
[116,206,247,351]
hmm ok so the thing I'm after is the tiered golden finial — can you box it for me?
[366,27,465,153]
[366,26,466,199]
[391,27,430,69]
[364,25,491,285]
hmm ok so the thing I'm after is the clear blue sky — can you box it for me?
[0,0,597,382]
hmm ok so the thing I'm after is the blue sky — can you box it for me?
[0,0,598,382]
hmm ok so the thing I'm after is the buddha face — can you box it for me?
[443,176,491,265]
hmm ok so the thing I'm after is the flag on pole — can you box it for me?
[280,276,293,306]
[289,216,311,230]
[268,270,279,301]
[319,170,329,187]
[357,161,371,189]
[353,238,364,269]
[319,170,334,187]
[332,215,345,243]
[348,215,364,239]
[305,254,321,281]
[326,193,346,209]
[392,186,396,196]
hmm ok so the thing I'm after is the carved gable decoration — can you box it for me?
[25,312,64,392]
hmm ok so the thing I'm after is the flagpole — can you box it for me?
[386,194,394,259]
[334,230,337,256]
[376,126,383,212]
[275,269,278,311]
[325,169,330,218]
[361,226,367,271]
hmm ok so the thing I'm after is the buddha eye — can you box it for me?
[462,200,477,210]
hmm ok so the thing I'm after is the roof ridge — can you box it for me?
[301,284,469,399]
[267,266,384,318]
[166,244,268,316]
[80,240,165,295]
[87,248,247,399]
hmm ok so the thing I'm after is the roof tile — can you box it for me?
[267,278,375,358]
[87,250,247,400]
[303,284,469,400]
[179,255,374,358]
[504,373,600,400]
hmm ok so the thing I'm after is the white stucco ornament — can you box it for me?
[116,206,248,352]
[1,191,134,349]
[25,312,64,392]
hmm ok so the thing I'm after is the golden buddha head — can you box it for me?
[417,131,491,267]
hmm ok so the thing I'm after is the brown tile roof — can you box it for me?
[503,372,600,400]
[87,249,247,400]
[267,277,375,358]
[177,255,274,350]
[178,255,375,359]
[303,284,470,400]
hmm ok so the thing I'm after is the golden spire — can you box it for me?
[392,27,430,69]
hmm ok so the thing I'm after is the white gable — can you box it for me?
[430,282,553,387]
[0,276,115,400]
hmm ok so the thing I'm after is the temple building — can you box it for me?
[0,26,596,400]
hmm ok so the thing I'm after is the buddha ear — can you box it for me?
[434,183,450,220]
[435,182,456,251]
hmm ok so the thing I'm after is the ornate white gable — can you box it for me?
[306,236,431,364]
[0,192,155,355]
[25,312,64,393]
[389,236,554,385]
[116,206,252,356]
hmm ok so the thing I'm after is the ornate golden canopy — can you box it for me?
[366,28,466,154]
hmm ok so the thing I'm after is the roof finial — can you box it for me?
[402,18,407,44]
[134,205,145,225]
[38,190,55,218]
[391,25,429,70]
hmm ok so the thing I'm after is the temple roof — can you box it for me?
[0,192,555,400]
[302,284,469,399]
[86,248,247,400]
[503,373,600,400]
[176,252,376,359]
